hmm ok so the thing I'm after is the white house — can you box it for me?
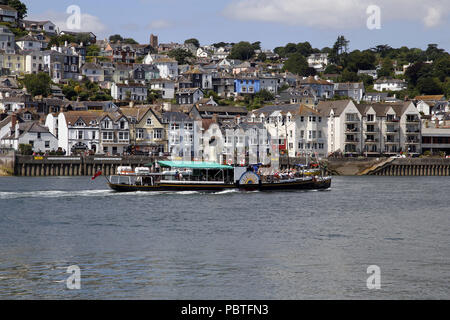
[250,104,328,158]
[307,53,329,71]
[144,55,178,79]
[1,120,58,152]
[21,20,57,35]
[25,51,45,74]
[0,5,18,24]
[15,35,45,51]
[0,26,14,53]
[149,79,175,99]
[49,111,101,155]
[374,78,407,92]
[111,82,148,101]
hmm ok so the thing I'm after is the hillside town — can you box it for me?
[1,1,450,162]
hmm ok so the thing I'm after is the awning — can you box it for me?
[148,161,233,170]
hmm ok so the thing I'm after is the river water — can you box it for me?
[0,176,448,299]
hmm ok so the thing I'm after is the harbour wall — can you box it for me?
[9,155,450,177]
[14,155,162,177]
[0,150,15,176]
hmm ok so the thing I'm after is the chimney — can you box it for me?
[163,102,172,112]
[212,114,218,123]
[11,114,17,133]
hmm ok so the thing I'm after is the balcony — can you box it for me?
[345,118,360,124]
[365,128,379,133]
[406,118,420,124]
[405,129,420,135]
[345,139,359,144]
[385,117,400,123]
[365,138,379,144]
[405,139,420,144]
[384,139,399,144]
[345,128,359,133]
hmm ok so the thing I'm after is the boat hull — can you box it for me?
[108,178,331,193]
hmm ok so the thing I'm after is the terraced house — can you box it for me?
[120,105,167,155]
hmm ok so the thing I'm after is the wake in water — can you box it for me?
[0,189,244,200]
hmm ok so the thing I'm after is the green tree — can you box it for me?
[340,69,359,82]
[324,64,340,74]
[109,34,123,43]
[377,59,395,78]
[417,77,442,95]
[184,38,200,48]
[86,45,100,57]
[257,52,267,62]
[22,73,52,97]
[283,52,309,75]
[229,42,255,60]
[329,35,350,66]
[6,0,27,20]
[255,89,274,102]
[18,144,33,155]
[167,48,194,65]
[123,38,138,45]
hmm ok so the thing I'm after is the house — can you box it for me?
[152,57,178,79]
[358,69,378,79]
[196,47,210,58]
[112,63,132,83]
[149,79,175,99]
[414,95,446,116]
[1,118,58,152]
[176,88,204,105]
[1,51,26,74]
[0,26,15,53]
[298,76,334,99]
[111,82,148,102]
[181,67,213,90]
[277,87,319,107]
[334,82,365,103]
[162,111,197,159]
[98,111,130,155]
[212,73,235,98]
[120,105,167,154]
[0,5,17,24]
[21,20,57,35]
[356,102,422,156]
[42,49,80,82]
[260,75,280,94]
[307,53,329,72]
[129,64,160,83]
[317,100,363,156]
[0,95,32,113]
[249,104,328,158]
[421,125,450,155]
[15,34,45,50]
[59,31,96,44]
[234,77,260,95]
[49,111,101,154]
[81,62,104,82]
[193,105,249,120]
[374,78,407,92]
[363,92,389,103]
[24,51,45,74]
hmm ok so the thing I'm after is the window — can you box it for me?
[37,132,41,139]
[45,141,50,148]
[171,123,180,130]
[137,129,144,139]
[102,132,113,141]
[78,131,83,140]
[153,129,162,139]
[118,132,129,141]
[92,131,96,139]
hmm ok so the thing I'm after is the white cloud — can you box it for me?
[147,19,172,29]
[28,10,108,34]
[223,0,450,29]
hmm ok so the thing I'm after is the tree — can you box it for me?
[417,77,442,95]
[255,89,274,102]
[296,42,313,57]
[329,35,350,65]
[123,38,138,45]
[184,38,200,48]
[283,53,309,75]
[22,73,52,97]
[167,48,194,65]
[86,45,100,57]
[6,0,27,20]
[340,69,359,82]
[324,64,340,74]
[229,42,255,60]
[256,52,267,62]
[377,59,395,78]
[109,34,123,43]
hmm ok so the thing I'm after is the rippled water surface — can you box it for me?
[0,176,449,299]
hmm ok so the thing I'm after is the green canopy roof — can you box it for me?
[152,161,233,170]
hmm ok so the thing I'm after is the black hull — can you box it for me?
[108,179,331,193]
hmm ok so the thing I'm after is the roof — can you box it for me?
[316,100,353,116]
[156,161,233,170]
[298,76,333,86]
[162,112,192,123]
[0,5,17,12]
[414,95,445,101]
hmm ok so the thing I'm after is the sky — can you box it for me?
[23,0,450,52]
